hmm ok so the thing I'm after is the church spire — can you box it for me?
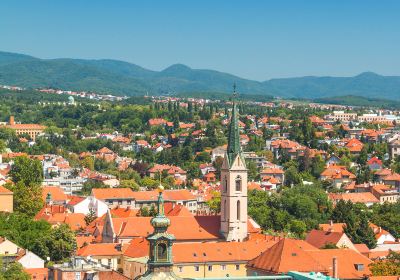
[226,83,242,166]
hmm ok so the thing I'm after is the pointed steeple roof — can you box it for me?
[226,84,244,167]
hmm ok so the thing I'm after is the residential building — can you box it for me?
[306,229,357,250]
[0,185,13,212]
[247,238,372,279]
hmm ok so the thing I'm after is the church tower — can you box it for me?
[140,184,181,280]
[220,86,248,242]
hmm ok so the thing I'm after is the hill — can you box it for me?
[0,51,400,99]
[314,95,400,110]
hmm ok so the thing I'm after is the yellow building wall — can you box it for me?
[0,194,13,213]
[173,263,247,278]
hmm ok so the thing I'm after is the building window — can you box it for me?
[108,259,112,267]
[237,200,241,220]
[221,264,226,270]
[235,176,242,192]
[194,265,199,272]
[127,200,131,205]
[178,266,183,272]
[236,264,240,270]
[208,265,213,271]
[118,200,122,205]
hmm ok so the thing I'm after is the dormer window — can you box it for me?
[355,264,364,271]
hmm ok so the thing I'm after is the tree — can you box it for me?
[246,160,258,181]
[10,156,43,186]
[80,180,108,196]
[47,224,77,261]
[81,156,94,170]
[284,166,302,186]
[9,181,43,217]
[332,200,377,249]
[84,208,97,225]
[207,191,221,214]
[1,262,30,280]
[370,251,400,276]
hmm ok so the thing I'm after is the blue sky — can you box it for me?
[1,0,399,80]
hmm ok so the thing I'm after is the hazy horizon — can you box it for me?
[1,0,399,80]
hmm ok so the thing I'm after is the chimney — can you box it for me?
[9,116,15,125]
[333,257,338,279]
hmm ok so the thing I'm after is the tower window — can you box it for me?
[223,200,227,219]
[235,176,242,192]
[224,177,228,192]
[157,242,168,261]
[237,200,241,220]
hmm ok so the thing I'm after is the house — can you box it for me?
[306,229,356,250]
[76,243,128,271]
[123,238,278,279]
[388,133,400,160]
[367,157,383,170]
[370,183,399,204]
[134,139,151,153]
[49,257,130,280]
[0,237,45,269]
[320,165,356,188]
[17,250,45,269]
[369,223,397,245]
[148,118,167,127]
[0,185,13,212]
[95,147,117,162]
[246,238,372,279]
[92,188,136,208]
[0,237,20,255]
[211,145,227,162]
[326,155,341,166]
[42,186,69,205]
[382,172,400,189]
[68,195,109,217]
[148,164,187,182]
[319,222,397,246]
[260,167,285,183]
[269,139,305,159]
[345,138,364,155]
[203,172,216,183]
[328,192,379,207]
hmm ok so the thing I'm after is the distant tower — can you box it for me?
[220,85,248,242]
[140,184,181,280]
[45,192,53,205]
[68,96,75,105]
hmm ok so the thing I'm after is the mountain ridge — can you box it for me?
[0,51,400,100]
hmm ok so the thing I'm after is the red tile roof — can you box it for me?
[42,186,68,201]
[77,243,128,257]
[0,185,12,194]
[247,238,372,279]
[305,229,345,248]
